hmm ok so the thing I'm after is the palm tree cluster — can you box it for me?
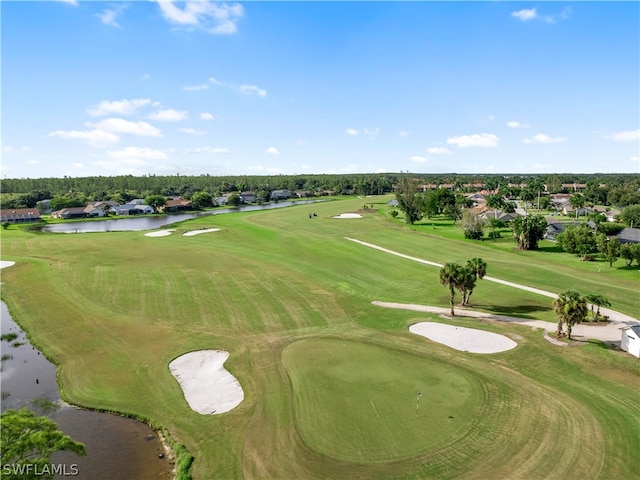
[438,258,487,316]
[553,290,588,339]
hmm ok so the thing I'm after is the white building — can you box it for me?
[620,326,640,358]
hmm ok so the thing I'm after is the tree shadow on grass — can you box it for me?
[536,245,563,253]
[472,303,552,320]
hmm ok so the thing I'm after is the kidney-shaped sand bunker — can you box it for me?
[410,322,517,353]
[169,350,244,414]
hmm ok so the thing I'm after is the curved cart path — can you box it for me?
[345,238,639,341]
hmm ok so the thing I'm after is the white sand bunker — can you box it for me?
[332,213,363,219]
[0,261,16,269]
[144,229,175,237]
[169,350,244,414]
[410,322,517,354]
[183,228,220,236]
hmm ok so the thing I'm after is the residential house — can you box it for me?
[239,192,257,203]
[129,199,146,205]
[271,189,292,200]
[561,183,587,192]
[480,210,517,223]
[110,204,154,215]
[52,206,105,219]
[163,199,192,212]
[0,208,41,223]
[620,326,640,358]
[562,206,591,217]
[615,228,640,244]
[294,190,311,198]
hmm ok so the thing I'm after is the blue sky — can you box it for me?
[2,1,639,178]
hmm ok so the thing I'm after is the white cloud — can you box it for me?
[345,128,359,136]
[155,1,244,35]
[523,133,567,144]
[87,118,162,137]
[512,8,537,21]
[447,133,500,148]
[87,98,151,116]
[1,145,30,154]
[266,146,280,155]
[199,112,215,120]
[57,0,78,5]
[425,147,451,154]
[247,165,283,174]
[148,109,188,121]
[507,121,530,129]
[72,162,84,168]
[98,5,127,27]
[178,128,205,135]
[409,156,428,163]
[48,129,120,147]
[603,129,640,141]
[399,131,410,137]
[188,146,229,154]
[183,84,209,91]
[107,147,168,160]
[363,128,380,137]
[238,84,267,97]
[209,77,222,85]
[142,73,151,80]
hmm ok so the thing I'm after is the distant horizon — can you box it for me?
[3,171,638,182]
[2,1,639,177]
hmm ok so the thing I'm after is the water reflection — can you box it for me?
[44,199,324,233]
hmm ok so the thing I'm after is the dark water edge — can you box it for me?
[1,302,174,480]
[43,198,325,233]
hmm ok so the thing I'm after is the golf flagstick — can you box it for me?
[416,392,422,415]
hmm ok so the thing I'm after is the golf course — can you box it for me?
[1,195,638,480]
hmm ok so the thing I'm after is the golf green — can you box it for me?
[283,338,482,462]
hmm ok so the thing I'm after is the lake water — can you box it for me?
[44,199,323,233]
[1,302,173,479]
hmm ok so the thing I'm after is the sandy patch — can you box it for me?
[144,229,175,237]
[332,213,363,219]
[182,228,221,236]
[0,261,16,269]
[410,322,517,353]
[169,350,243,415]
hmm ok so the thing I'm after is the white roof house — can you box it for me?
[620,326,640,358]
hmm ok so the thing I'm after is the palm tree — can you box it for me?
[553,290,588,339]
[439,263,464,316]
[584,294,611,322]
[462,258,488,305]
[569,194,585,220]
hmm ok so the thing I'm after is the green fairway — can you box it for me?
[283,338,482,462]
[1,196,638,479]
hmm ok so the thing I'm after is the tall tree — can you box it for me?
[620,204,640,228]
[395,177,423,224]
[462,258,487,305]
[596,234,621,267]
[144,194,167,212]
[569,194,586,219]
[1,408,85,479]
[439,263,464,316]
[512,214,547,250]
[553,290,588,339]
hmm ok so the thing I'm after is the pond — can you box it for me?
[44,199,324,233]
[1,302,173,479]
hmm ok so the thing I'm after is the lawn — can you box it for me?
[0,196,638,479]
